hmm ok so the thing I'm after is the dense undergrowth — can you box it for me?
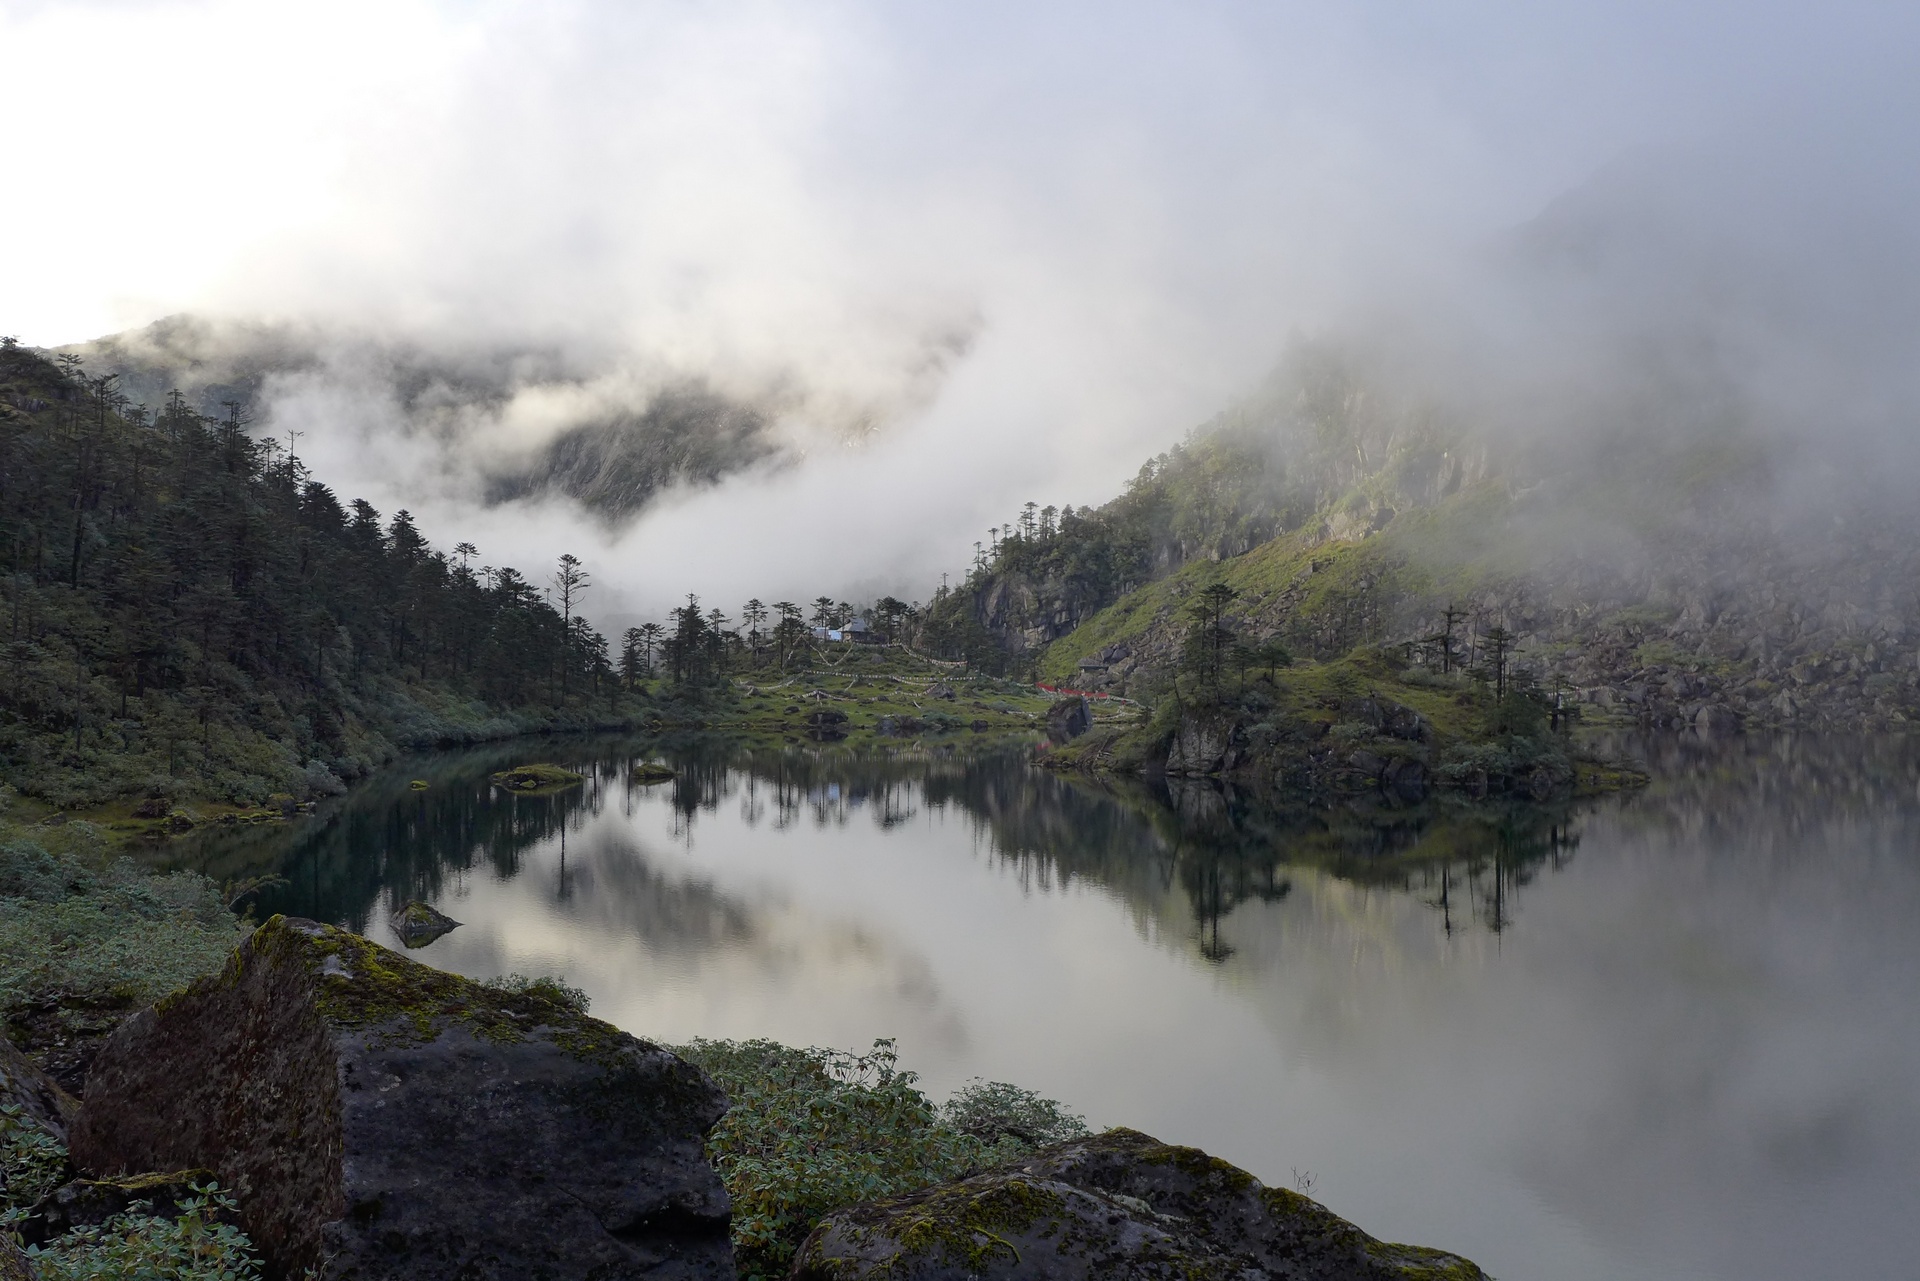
[0,1106,262,1281]
[0,804,248,1083]
[678,1037,1087,1280]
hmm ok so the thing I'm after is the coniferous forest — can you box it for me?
[0,339,637,808]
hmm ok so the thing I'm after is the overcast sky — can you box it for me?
[4,0,1915,615]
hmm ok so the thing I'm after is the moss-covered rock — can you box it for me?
[488,762,585,794]
[70,916,733,1280]
[632,762,676,783]
[387,900,460,949]
[793,1127,1484,1281]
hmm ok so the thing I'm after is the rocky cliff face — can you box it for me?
[973,568,1114,658]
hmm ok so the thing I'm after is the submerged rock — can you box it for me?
[792,1128,1484,1281]
[71,916,733,1281]
[388,900,460,949]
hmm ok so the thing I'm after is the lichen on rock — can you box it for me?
[793,1127,1485,1281]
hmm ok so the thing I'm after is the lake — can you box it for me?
[161,732,1920,1281]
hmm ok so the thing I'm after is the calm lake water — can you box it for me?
[160,733,1920,1281]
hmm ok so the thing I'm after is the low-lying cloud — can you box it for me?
[8,0,1920,620]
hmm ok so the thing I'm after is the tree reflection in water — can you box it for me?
[156,732,1603,965]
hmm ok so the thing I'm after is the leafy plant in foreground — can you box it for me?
[677,1037,1085,1280]
[25,1184,262,1281]
[0,1104,67,1212]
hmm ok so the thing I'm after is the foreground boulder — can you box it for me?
[71,916,733,1280]
[793,1128,1484,1280]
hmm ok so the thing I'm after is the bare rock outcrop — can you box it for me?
[71,916,733,1280]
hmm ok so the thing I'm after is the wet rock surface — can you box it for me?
[71,916,733,1281]
[793,1128,1484,1280]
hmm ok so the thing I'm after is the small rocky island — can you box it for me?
[0,917,1486,1279]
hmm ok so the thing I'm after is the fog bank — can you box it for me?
[9,1,1920,618]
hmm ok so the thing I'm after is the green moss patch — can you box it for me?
[488,763,586,794]
[232,917,618,1060]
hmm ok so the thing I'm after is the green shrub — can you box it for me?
[479,972,590,1014]
[0,1105,68,1211]
[677,1038,1079,1280]
[940,1079,1089,1147]
[1328,720,1376,749]
[25,1184,262,1281]
[0,843,246,1020]
[0,1105,264,1280]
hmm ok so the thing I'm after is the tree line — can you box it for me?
[0,340,634,803]
[615,594,923,687]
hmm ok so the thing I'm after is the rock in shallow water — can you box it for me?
[1046,695,1093,742]
[70,916,734,1281]
[792,1127,1484,1281]
[388,899,460,948]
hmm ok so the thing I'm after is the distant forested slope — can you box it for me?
[0,339,637,808]
[924,341,1920,733]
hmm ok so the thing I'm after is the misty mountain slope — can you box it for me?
[59,315,786,524]
[483,383,778,516]
[926,144,1920,733]
[933,347,1920,732]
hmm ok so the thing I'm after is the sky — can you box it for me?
[5,0,1918,618]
